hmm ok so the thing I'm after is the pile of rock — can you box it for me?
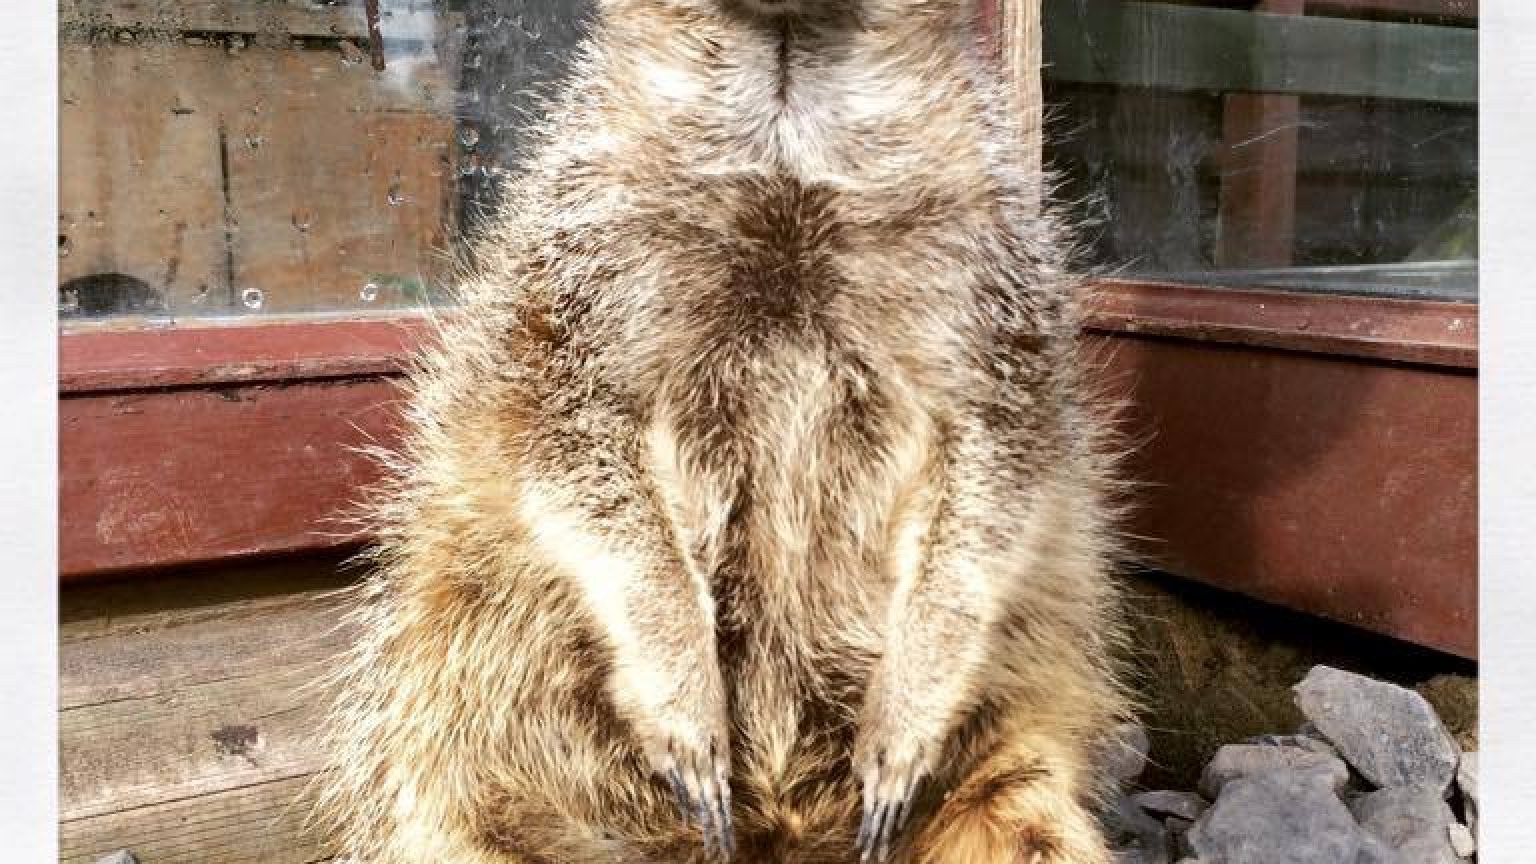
[1103,665,1477,864]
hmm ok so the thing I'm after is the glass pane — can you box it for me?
[1042,0,1477,302]
[59,0,594,325]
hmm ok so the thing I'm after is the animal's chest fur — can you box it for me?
[642,174,949,689]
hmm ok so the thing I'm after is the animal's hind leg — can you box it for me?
[910,731,1109,864]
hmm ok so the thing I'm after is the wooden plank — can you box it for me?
[60,773,331,864]
[61,0,368,40]
[61,586,353,709]
[61,554,354,643]
[1091,332,1476,659]
[1042,0,1476,103]
[59,318,430,394]
[62,662,331,821]
[60,559,353,860]
[1085,279,1477,368]
[60,377,404,578]
[1307,0,1476,18]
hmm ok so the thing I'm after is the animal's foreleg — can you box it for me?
[853,421,1035,863]
[517,411,733,856]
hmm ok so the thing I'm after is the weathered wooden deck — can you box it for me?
[60,556,355,863]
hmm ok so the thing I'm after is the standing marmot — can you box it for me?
[318,0,1128,861]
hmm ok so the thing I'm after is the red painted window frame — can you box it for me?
[58,288,1476,564]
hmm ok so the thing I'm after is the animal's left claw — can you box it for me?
[656,735,734,859]
[855,748,926,863]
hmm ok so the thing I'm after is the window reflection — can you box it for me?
[59,0,593,323]
[58,0,1478,323]
[1042,0,1477,301]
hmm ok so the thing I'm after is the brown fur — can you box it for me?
[317,0,1130,861]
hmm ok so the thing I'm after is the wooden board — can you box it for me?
[60,556,355,863]
[60,376,405,577]
[61,775,332,864]
[62,0,369,40]
[1042,0,1477,104]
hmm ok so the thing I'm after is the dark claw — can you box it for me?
[878,799,897,854]
[857,772,925,863]
[856,795,873,851]
[696,791,716,857]
[667,768,691,824]
[889,796,908,844]
[861,801,886,863]
[717,782,735,857]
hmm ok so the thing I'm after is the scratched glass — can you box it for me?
[59,0,595,323]
[1042,0,1477,302]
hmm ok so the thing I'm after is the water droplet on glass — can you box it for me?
[458,127,480,148]
[386,182,406,206]
[360,282,380,302]
[241,287,265,310]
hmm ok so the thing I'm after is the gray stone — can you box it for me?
[1100,722,1151,785]
[1188,771,1364,864]
[1111,837,1171,864]
[1200,744,1350,798]
[1457,751,1478,835]
[1133,790,1210,822]
[1354,834,1397,864]
[1246,734,1342,759]
[94,853,139,864]
[1113,848,1168,864]
[1349,786,1466,864]
[1294,666,1460,795]
[1103,794,1169,851]
[1447,823,1475,858]
[1166,817,1196,859]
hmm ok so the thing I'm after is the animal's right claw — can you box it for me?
[658,740,735,859]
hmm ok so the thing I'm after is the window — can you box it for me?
[59,0,594,324]
[1042,0,1477,302]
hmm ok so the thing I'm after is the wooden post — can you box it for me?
[1216,0,1305,269]
[995,0,1044,210]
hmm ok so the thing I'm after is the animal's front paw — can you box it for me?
[634,681,733,858]
[853,702,940,863]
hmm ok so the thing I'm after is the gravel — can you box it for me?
[1350,785,1468,863]
[1105,665,1476,863]
[1188,771,1365,864]
[1200,744,1351,798]
[1458,751,1479,836]
[1132,790,1210,822]
[1294,666,1460,795]
[1101,722,1152,787]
